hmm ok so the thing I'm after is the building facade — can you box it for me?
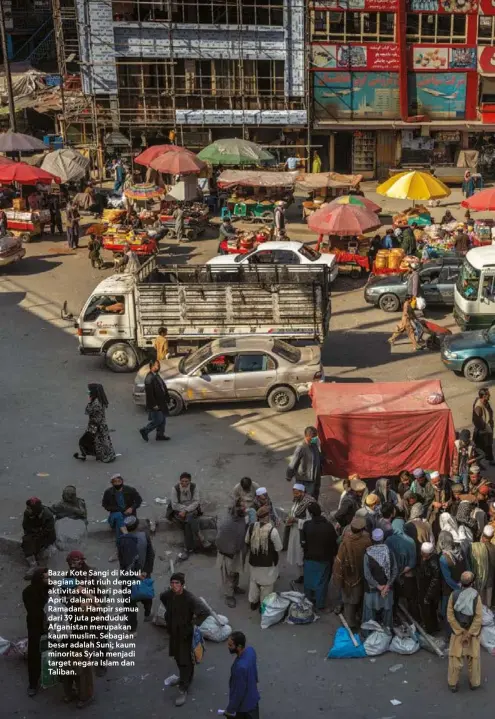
[70,0,307,149]
[309,0,495,178]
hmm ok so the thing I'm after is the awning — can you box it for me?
[217,170,297,188]
[296,172,362,190]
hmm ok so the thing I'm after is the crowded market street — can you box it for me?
[0,183,495,718]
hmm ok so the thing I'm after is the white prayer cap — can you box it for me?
[429,471,440,480]
[483,525,495,539]
[421,542,434,554]
[293,483,306,492]
[371,528,384,542]
[256,487,267,496]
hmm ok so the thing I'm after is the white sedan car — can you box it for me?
[207,241,338,282]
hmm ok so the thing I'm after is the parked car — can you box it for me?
[364,256,463,312]
[0,233,25,268]
[133,336,323,414]
[207,241,338,283]
[441,326,495,382]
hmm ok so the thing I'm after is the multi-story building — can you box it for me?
[309,0,495,179]
[63,0,307,149]
[5,0,56,68]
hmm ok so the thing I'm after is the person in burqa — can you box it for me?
[74,383,115,463]
[447,571,483,692]
[22,567,49,696]
[21,498,56,578]
[160,573,209,707]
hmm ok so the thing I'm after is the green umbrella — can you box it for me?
[198,138,274,166]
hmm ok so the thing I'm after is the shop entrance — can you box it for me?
[334,132,353,173]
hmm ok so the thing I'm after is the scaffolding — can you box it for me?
[51,0,308,152]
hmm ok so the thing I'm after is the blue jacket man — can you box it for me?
[224,632,260,719]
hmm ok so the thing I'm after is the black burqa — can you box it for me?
[22,568,48,690]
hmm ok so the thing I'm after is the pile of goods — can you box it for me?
[393,205,432,228]
[102,208,127,223]
[473,220,493,246]
[374,248,406,272]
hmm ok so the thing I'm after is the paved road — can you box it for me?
[0,190,494,717]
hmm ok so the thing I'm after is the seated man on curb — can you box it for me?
[102,474,143,541]
[22,497,56,578]
[167,472,206,553]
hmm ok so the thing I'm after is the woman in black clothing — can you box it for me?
[22,567,49,696]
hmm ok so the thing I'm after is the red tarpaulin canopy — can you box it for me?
[310,380,455,478]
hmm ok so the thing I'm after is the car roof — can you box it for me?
[251,241,303,251]
[210,336,276,352]
[466,246,495,270]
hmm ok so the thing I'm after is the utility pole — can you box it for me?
[0,0,16,131]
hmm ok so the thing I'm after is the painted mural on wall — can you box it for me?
[408,72,467,118]
[313,71,400,120]
[311,43,400,71]
[408,0,477,11]
[314,0,398,8]
[412,47,476,71]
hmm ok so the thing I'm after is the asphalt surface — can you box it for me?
[1,185,494,718]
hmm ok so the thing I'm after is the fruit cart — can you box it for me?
[218,228,271,255]
[159,201,209,241]
[6,208,51,243]
[101,229,159,256]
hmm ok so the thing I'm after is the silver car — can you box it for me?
[133,336,323,414]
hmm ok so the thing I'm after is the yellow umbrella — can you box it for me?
[377,171,450,202]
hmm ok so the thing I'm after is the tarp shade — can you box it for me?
[217,170,297,188]
[311,380,455,478]
[295,172,363,191]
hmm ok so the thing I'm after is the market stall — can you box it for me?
[159,198,209,241]
[217,170,295,222]
[310,380,455,478]
[87,216,160,258]
[198,138,275,166]
[297,172,363,219]
[218,227,271,255]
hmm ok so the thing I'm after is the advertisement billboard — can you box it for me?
[313,71,400,120]
[311,43,400,71]
[408,73,467,118]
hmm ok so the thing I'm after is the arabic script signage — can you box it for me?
[412,46,477,71]
[408,72,467,119]
[313,71,400,119]
[311,43,400,71]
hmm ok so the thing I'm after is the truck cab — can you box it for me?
[454,247,495,330]
[77,274,138,372]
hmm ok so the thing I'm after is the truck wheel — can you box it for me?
[166,229,175,239]
[21,232,32,243]
[463,358,489,383]
[186,228,197,241]
[379,293,400,312]
[167,390,185,416]
[267,386,296,412]
[104,343,138,373]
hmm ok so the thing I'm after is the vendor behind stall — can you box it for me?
[454,224,470,254]
[400,224,417,256]
[219,218,236,241]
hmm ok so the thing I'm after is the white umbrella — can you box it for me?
[41,148,89,183]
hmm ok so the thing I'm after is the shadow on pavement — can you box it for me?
[3,258,62,275]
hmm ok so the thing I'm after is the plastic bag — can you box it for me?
[418,633,447,655]
[192,626,205,664]
[286,598,318,625]
[260,592,291,629]
[153,602,166,627]
[328,627,366,659]
[55,517,87,551]
[200,615,232,642]
[131,577,155,602]
[481,625,495,655]
[362,621,392,656]
[482,605,494,627]
[390,634,420,655]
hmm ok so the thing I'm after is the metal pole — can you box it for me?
[0,0,16,131]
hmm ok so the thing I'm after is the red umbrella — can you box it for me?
[150,148,205,176]
[307,203,381,236]
[0,156,16,166]
[135,144,194,167]
[0,162,60,184]
[461,188,495,211]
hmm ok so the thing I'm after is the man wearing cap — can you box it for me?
[362,528,398,630]
[447,571,482,692]
[160,573,209,706]
[451,429,483,493]
[286,484,317,584]
[481,525,495,607]
[468,464,490,498]
[301,503,338,611]
[21,498,56,578]
[410,468,435,511]
[334,479,367,529]
[417,542,441,634]
[246,505,283,610]
[333,515,371,629]
[450,483,465,520]
[286,426,323,500]
[251,487,278,526]
[361,493,383,535]
[102,475,142,541]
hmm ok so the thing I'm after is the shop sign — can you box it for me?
[313,71,400,120]
[311,43,400,71]
[435,131,461,141]
[408,0,478,12]
[412,46,477,71]
[312,0,398,9]
[408,73,467,119]
[479,0,495,13]
[401,131,434,150]
[478,47,495,75]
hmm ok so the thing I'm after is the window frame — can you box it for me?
[311,10,396,42]
[406,13,467,43]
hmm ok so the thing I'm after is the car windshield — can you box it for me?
[272,339,301,363]
[299,245,321,261]
[234,249,256,263]
[457,259,480,300]
[180,343,213,374]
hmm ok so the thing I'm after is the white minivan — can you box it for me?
[454,246,495,331]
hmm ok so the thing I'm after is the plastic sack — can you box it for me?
[418,633,447,655]
[362,621,392,656]
[328,627,366,659]
[153,602,166,627]
[199,615,232,642]
[286,598,318,625]
[55,517,87,551]
[260,592,291,629]
[192,626,205,664]
[390,634,420,655]
[482,605,495,627]
[481,625,495,655]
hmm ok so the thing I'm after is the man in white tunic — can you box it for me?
[286,483,318,585]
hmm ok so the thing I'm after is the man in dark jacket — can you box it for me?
[300,503,337,610]
[22,498,56,578]
[118,515,155,631]
[334,479,366,528]
[286,426,323,499]
[400,224,417,256]
[139,359,170,442]
[160,573,209,707]
[102,474,142,540]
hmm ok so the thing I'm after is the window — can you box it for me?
[248,250,275,264]
[311,11,395,41]
[83,295,125,321]
[482,274,495,300]
[406,13,466,43]
[479,16,495,45]
[203,354,237,375]
[456,260,480,300]
[299,245,321,262]
[273,250,300,264]
[272,340,301,363]
[236,353,276,372]
[181,343,213,374]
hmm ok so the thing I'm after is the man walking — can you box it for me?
[447,571,483,692]
[301,503,337,611]
[160,573,209,707]
[139,359,170,442]
[223,632,260,719]
[216,500,247,608]
[473,387,494,465]
[246,505,283,610]
[286,426,323,499]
